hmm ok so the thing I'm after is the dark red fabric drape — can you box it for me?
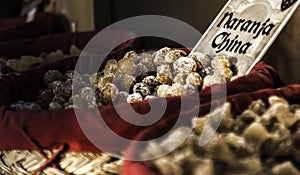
[0,46,291,174]
[0,13,70,42]
[0,58,285,152]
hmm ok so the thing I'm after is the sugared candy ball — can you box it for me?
[123,51,139,63]
[101,83,119,105]
[211,55,232,69]
[189,52,210,68]
[40,89,54,104]
[214,67,233,82]
[48,102,63,111]
[165,49,186,63]
[104,59,118,75]
[186,72,202,86]
[202,75,227,89]
[142,75,160,89]
[171,83,184,97]
[157,84,173,98]
[51,81,65,97]
[173,57,197,75]
[44,70,62,84]
[133,83,151,97]
[157,71,173,85]
[173,73,186,85]
[127,93,143,103]
[153,47,171,66]
[97,73,115,89]
[139,54,156,71]
[117,59,137,75]
[157,65,173,84]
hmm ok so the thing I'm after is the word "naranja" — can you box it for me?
[212,11,275,54]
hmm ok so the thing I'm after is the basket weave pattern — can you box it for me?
[0,150,122,175]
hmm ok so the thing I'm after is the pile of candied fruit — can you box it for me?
[9,47,237,111]
[143,96,300,175]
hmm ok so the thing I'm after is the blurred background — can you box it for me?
[0,0,299,84]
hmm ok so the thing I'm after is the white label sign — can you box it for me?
[191,0,300,76]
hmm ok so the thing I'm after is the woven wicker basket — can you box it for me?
[0,150,122,175]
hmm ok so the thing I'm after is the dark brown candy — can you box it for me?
[44,70,62,84]
[52,96,66,105]
[142,76,160,90]
[52,81,65,97]
[133,83,151,97]
[40,89,54,104]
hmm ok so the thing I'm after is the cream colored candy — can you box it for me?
[171,83,184,97]
[165,49,186,63]
[153,47,171,66]
[126,93,143,103]
[186,72,202,86]
[173,57,197,75]
[139,54,155,71]
[211,55,232,69]
[104,59,118,75]
[117,58,137,75]
[202,75,226,89]
[157,84,173,98]
[243,122,270,146]
[157,65,173,84]
[97,73,115,89]
[214,67,233,82]
[173,73,186,85]
[123,51,139,63]
[189,52,210,68]
[101,83,119,104]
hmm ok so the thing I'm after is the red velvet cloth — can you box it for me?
[0,13,70,42]
[0,44,291,175]
[122,84,300,175]
[0,30,141,59]
[0,56,284,153]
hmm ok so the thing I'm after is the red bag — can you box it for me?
[0,46,287,175]
[122,84,300,175]
[0,13,70,42]
[0,46,284,153]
